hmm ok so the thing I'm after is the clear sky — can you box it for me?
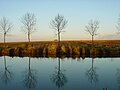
[0,0,120,42]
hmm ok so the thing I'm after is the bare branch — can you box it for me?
[85,19,100,48]
[50,14,68,41]
[21,13,36,43]
[0,17,13,48]
[0,17,13,34]
[85,19,99,36]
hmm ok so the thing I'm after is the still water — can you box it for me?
[0,56,120,90]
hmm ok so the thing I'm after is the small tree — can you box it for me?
[0,17,12,48]
[50,14,68,44]
[21,13,36,46]
[50,14,68,56]
[85,20,99,48]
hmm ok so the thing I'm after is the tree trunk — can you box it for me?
[58,30,60,45]
[4,33,6,49]
[92,35,94,48]
[28,31,30,46]
[58,29,61,56]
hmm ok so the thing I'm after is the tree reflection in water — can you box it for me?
[23,57,37,89]
[116,68,120,90]
[51,58,67,88]
[0,56,13,85]
[86,58,98,83]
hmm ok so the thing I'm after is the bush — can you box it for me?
[60,45,66,55]
[90,48,97,57]
[0,48,2,56]
[48,44,56,55]
[72,46,80,55]
[97,48,103,57]
[9,48,15,56]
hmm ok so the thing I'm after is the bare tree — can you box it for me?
[85,20,99,48]
[21,13,36,45]
[50,14,68,44]
[0,17,12,48]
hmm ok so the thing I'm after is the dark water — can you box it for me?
[0,56,120,90]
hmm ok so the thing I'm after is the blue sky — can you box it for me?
[0,0,120,42]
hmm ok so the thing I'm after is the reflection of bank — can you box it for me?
[86,58,98,83]
[51,58,67,88]
[23,57,37,89]
[0,56,13,85]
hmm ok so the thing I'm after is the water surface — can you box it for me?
[0,56,120,90]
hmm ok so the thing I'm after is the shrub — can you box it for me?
[90,48,97,57]
[48,44,56,55]
[0,48,2,56]
[72,46,80,55]
[60,45,66,55]
[97,48,103,57]
[82,48,86,56]
[2,49,9,56]
[39,47,44,56]
[9,48,15,56]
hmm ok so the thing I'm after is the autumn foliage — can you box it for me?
[0,40,120,58]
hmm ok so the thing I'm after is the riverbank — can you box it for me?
[0,40,120,58]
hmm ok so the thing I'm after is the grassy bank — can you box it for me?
[0,40,120,58]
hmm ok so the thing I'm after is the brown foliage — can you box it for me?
[0,40,120,57]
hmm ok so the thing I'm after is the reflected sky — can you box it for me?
[0,56,120,90]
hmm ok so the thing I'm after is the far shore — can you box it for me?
[0,40,120,57]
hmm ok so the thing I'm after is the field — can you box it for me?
[0,40,120,58]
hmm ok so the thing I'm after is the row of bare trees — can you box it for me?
[0,13,120,48]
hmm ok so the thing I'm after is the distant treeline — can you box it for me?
[0,40,120,58]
